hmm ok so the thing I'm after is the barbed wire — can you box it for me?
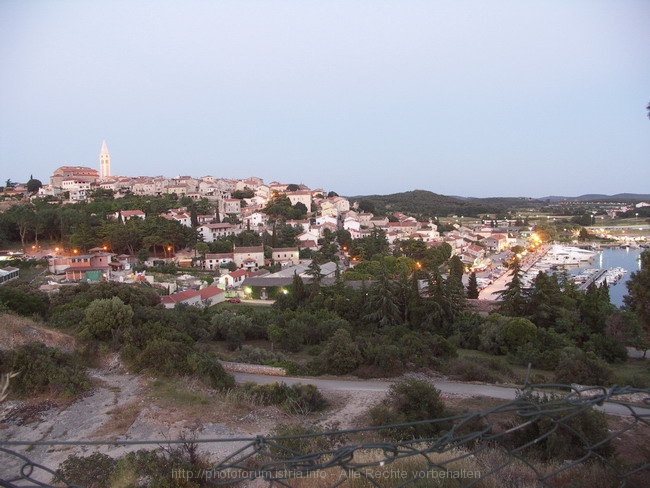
[1,382,649,488]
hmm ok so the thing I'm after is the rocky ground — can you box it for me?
[0,355,387,485]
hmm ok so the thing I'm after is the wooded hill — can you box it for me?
[350,190,546,218]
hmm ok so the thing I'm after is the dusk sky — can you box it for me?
[1,0,649,198]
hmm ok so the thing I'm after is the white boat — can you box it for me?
[543,245,598,265]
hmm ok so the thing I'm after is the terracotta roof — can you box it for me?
[160,288,201,304]
[199,286,225,299]
[229,269,248,278]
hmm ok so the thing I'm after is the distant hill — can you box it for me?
[348,190,541,218]
[348,190,650,217]
[540,194,650,203]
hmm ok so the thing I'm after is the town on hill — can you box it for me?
[1,143,650,487]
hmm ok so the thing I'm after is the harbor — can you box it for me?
[480,245,642,307]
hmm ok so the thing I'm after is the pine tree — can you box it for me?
[497,259,526,317]
[467,272,479,299]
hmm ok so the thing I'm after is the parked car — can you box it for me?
[227,298,241,303]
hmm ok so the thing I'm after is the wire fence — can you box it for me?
[1,382,649,488]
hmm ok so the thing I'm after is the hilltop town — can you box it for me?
[1,143,650,487]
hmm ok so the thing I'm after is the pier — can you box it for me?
[578,269,607,290]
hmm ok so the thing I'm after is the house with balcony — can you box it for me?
[52,252,113,281]
[233,246,265,270]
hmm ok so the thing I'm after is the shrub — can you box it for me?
[242,382,328,414]
[0,285,48,317]
[80,296,134,344]
[583,334,628,364]
[234,345,285,365]
[0,342,90,397]
[499,317,537,353]
[369,377,449,441]
[510,327,573,370]
[554,348,613,386]
[398,332,456,368]
[316,328,362,375]
[502,392,614,462]
[444,358,501,383]
[55,452,116,488]
[128,339,234,390]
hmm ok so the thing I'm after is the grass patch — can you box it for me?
[94,402,141,438]
[610,358,650,388]
[148,377,212,407]
[455,349,551,384]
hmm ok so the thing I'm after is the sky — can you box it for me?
[1,0,649,198]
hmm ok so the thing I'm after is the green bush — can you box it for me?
[554,348,613,386]
[234,345,285,365]
[503,392,614,462]
[398,332,457,368]
[583,334,628,364]
[444,358,502,383]
[316,328,362,375]
[0,342,90,397]
[129,339,234,390]
[369,377,449,441]
[242,382,328,414]
[55,452,116,488]
[0,285,48,317]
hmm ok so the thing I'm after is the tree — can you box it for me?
[357,199,376,214]
[195,242,210,266]
[363,263,401,330]
[4,204,35,248]
[497,258,526,317]
[81,297,134,344]
[26,178,43,193]
[623,249,650,356]
[212,312,252,351]
[305,260,324,296]
[467,272,479,299]
[317,329,362,375]
[369,378,448,441]
[445,255,466,319]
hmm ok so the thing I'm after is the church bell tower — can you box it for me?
[99,140,111,179]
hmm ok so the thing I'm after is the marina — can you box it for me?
[518,246,642,307]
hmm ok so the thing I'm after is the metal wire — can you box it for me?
[1,382,649,487]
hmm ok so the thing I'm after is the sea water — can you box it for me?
[588,248,643,307]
